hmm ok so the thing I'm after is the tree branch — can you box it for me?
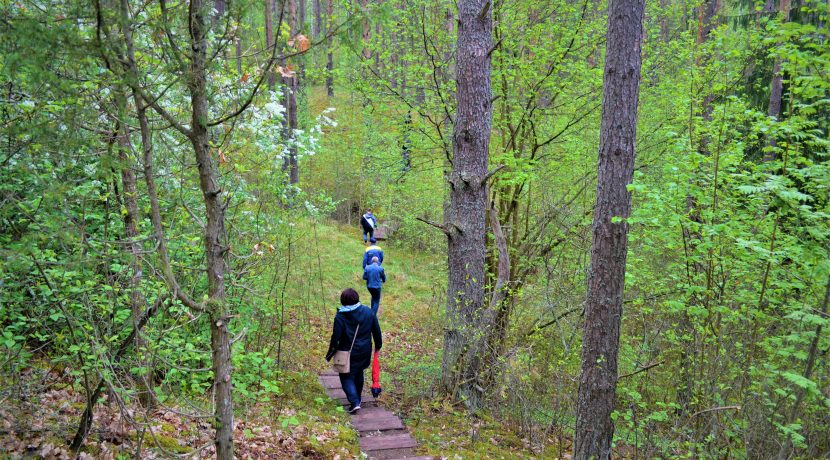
[416,216,450,236]
[619,360,664,379]
[482,164,505,184]
[689,405,741,418]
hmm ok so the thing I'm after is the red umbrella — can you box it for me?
[371,351,382,397]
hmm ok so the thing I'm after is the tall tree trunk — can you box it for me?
[212,0,226,24]
[299,0,306,33]
[285,0,299,184]
[359,0,371,59]
[326,0,334,96]
[765,0,791,158]
[266,0,276,90]
[115,91,153,408]
[313,0,322,38]
[235,37,242,75]
[440,0,492,411]
[573,0,644,457]
[188,1,234,457]
[659,0,670,42]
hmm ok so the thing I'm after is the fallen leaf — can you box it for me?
[276,65,295,78]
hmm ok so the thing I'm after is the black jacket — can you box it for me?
[360,214,377,232]
[325,305,382,371]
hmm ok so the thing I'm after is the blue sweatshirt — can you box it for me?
[363,263,387,289]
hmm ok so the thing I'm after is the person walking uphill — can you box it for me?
[362,237,384,269]
[363,256,386,315]
[360,209,377,243]
[325,288,382,414]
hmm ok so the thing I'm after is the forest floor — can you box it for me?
[1,220,559,459]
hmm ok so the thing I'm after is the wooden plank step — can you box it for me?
[354,416,402,431]
[359,432,418,451]
[353,417,404,432]
[385,457,433,460]
[336,396,378,405]
[351,408,396,420]
[320,369,339,376]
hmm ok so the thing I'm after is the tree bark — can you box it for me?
[266,0,276,90]
[299,0,306,34]
[313,0,321,38]
[115,91,154,409]
[359,0,371,60]
[326,0,334,97]
[235,37,242,75]
[440,0,492,411]
[284,0,299,184]
[573,0,644,457]
[188,1,234,457]
[765,0,791,159]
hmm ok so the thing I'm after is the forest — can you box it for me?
[0,0,828,458]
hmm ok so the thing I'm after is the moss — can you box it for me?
[130,431,192,455]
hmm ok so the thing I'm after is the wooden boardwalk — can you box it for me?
[319,370,432,460]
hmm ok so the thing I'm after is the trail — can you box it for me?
[313,226,439,459]
[319,369,432,459]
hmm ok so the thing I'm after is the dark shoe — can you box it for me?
[348,404,361,414]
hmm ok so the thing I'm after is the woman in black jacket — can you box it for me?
[325,288,382,413]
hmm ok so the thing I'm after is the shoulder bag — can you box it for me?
[331,323,359,374]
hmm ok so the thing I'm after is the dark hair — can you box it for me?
[369,237,377,243]
[340,288,359,305]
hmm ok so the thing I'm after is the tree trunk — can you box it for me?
[573,0,644,457]
[313,0,322,38]
[359,0,371,60]
[765,0,791,159]
[401,111,412,173]
[440,0,492,411]
[115,91,153,409]
[659,0,670,42]
[266,0,276,90]
[299,0,306,34]
[235,37,242,75]
[326,0,334,96]
[212,0,226,24]
[188,1,234,458]
[285,0,299,184]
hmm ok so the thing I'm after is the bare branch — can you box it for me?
[482,164,505,184]
[619,360,664,379]
[690,405,741,418]
[416,216,450,236]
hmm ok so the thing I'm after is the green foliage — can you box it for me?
[1,0,829,457]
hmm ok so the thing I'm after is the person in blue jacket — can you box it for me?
[325,288,382,414]
[362,237,384,269]
[363,256,386,315]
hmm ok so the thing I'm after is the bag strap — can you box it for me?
[348,323,360,352]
